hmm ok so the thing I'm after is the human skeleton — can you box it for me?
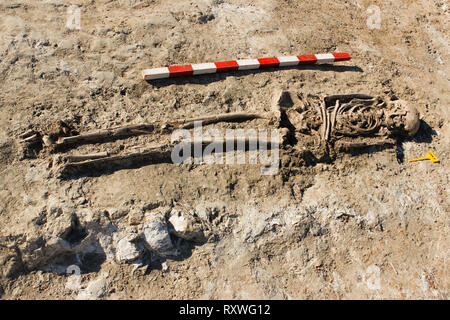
[19,90,420,177]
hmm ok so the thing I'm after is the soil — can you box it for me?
[0,0,448,299]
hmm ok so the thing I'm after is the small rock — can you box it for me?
[168,210,206,243]
[128,208,144,225]
[364,211,382,230]
[142,213,178,257]
[77,273,109,300]
[74,196,87,205]
[115,238,142,263]
[141,201,164,212]
[195,202,224,222]
[107,207,128,220]
[310,222,323,236]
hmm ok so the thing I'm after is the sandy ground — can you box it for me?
[0,0,448,299]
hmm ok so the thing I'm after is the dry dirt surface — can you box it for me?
[0,0,449,300]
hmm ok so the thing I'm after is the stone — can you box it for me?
[161,262,169,272]
[107,207,128,220]
[168,210,206,243]
[141,201,164,212]
[128,208,144,225]
[115,238,142,263]
[142,213,178,257]
[77,272,109,300]
[195,201,225,222]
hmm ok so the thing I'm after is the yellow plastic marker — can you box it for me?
[409,152,440,163]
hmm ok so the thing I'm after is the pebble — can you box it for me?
[115,238,142,263]
[128,208,144,225]
[142,213,178,257]
[168,210,206,243]
[107,207,128,220]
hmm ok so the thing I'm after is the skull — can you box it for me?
[385,100,420,136]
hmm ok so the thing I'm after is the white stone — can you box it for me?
[142,213,177,257]
[115,238,141,263]
[169,210,205,243]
